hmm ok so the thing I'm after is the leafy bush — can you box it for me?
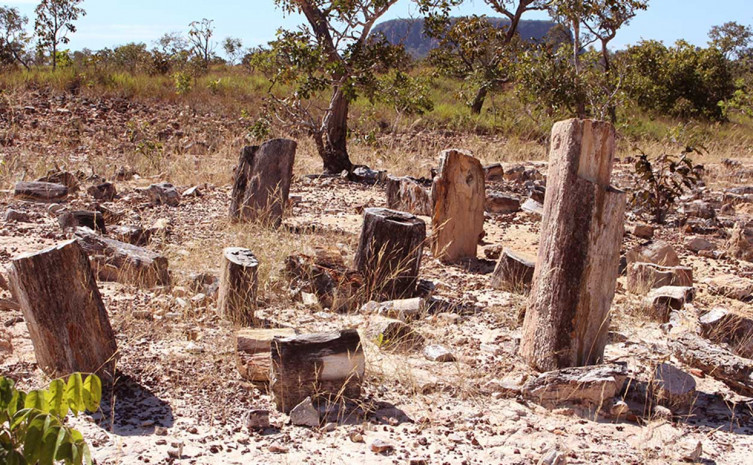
[630,148,703,224]
[1,373,102,464]
[173,71,192,95]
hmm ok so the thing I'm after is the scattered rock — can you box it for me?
[685,236,716,253]
[626,241,680,267]
[37,170,79,192]
[245,409,270,430]
[521,198,544,217]
[367,297,426,322]
[369,318,425,351]
[483,244,503,260]
[683,200,715,219]
[4,209,31,223]
[182,186,202,197]
[490,248,535,292]
[630,223,654,239]
[538,449,567,465]
[522,363,628,410]
[642,286,696,321]
[652,363,697,412]
[484,163,504,181]
[699,307,753,358]
[423,344,455,362]
[726,222,753,262]
[58,210,106,233]
[370,439,395,455]
[87,182,116,201]
[707,274,753,301]
[146,183,180,207]
[110,225,151,246]
[627,262,693,294]
[290,397,319,428]
[486,193,521,214]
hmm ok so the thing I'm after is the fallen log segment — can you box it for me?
[521,119,626,371]
[670,332,753,396]
[522,362,628,410]
[270,329,365,413]
[236,327,297,383]
[14,181,68,203]
[218,247,259,326]
[354,208,426,300]
[8,240,117,380]
[74,228,169,288]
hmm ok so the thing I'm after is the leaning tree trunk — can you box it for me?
[320,87,354,175]
[520,119,626,372]
[470,86,488,115]
[354,208,426,300]
[8,240,118,380]
[217,247,259,326]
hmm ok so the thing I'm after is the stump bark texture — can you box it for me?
[230,139,297,225]
[8,240,117,380]
[218,247,259,326]
[520,119,626,371]
[354,208,426,300]
[270,329,365,412]
[431,150,485,263]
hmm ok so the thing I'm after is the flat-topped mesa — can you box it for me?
[431,149,485,263]
[520,119,626,372]
[230,139,297,226]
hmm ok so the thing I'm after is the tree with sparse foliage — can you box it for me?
[709,21,752,61]
[188,18,215,71]
[223,36,243,65]
[259,0,455,174]
[428,1,551,115]
[34,0,86,70]
[0,6,31,69]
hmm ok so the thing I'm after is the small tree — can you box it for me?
[223,37,243,65]
[427,1,551,114]
[260,0,455,174]
[0,6,31,69]
[34,0,86,70]
[188,18,215,71]
[709,21,753,60]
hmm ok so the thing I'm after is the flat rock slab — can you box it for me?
[700,308,753,358]
[626,241,680,267]
[14,181,68,203]
[670,333,753,396]
[627,262,693,294]
[522,363,628,409]
[707,274,753,302]
[486,193,521,214]
[652,363,697,412]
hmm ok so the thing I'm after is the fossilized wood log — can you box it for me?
[58,210,106,233]
[218,247,259,326]
[8,240,117,380]
[236,327,296,383]
[431,149,485,263]
[14,182,68,203]
[354,208,426,300]
[521,119,626,371]
[385,176,432,216]
[670,333,753,396]
[230,139,297,225]
[626,262,693,294]
[75,228,169,288]
[285,249,364,312]
[270,329,365,413]
[490,248,535,292]
[521,363,628,409]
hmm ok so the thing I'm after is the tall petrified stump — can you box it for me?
[8,240,118,380]
[270,329,365,413]
[520,119,626,371]
[230,139,297,225]
[217,247,259,326]
[354,208,426,300]
[431,149,485,263]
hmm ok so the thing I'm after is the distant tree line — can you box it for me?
[0,0,751,173]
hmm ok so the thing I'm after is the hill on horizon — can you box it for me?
[372,17,561,59]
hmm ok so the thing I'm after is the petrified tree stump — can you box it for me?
[431,149,485,263]
[236,327,296,383]
[270,329,365,412]
[385,176,432,216]
[7,240,117,380]
[490,248,536,292]
[230,139,297,225]
[521,119,626,371]
[354,208,426,300]
[14,181,68,203]
[58,210,106,233]
[217,247,259,326]
[75,228,169,288]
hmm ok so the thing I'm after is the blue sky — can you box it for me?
[4,0,752,55]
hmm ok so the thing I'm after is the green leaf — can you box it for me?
[24,390,46,412]
[38,421,60,465]
[22,414,46,463]
[82,375,102,412]
[46,379,66,417]
[65,374,85,415]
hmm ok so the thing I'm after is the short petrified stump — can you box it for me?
[627,262,693,294]
[14,181,68,203]
[431,149,485,263]
[8,240,117,380]
[354,208,426,299]
[218,247,259,326]
[230,139,297,225]
[385,176,432,216]
[490,248,535,292]
[270,329,365,413]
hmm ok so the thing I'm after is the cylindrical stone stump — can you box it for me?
[520,119,626,371]
[354,208,426,300]
[218,247,259,326]
[230,139,297,226]
[8,240,118,380]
